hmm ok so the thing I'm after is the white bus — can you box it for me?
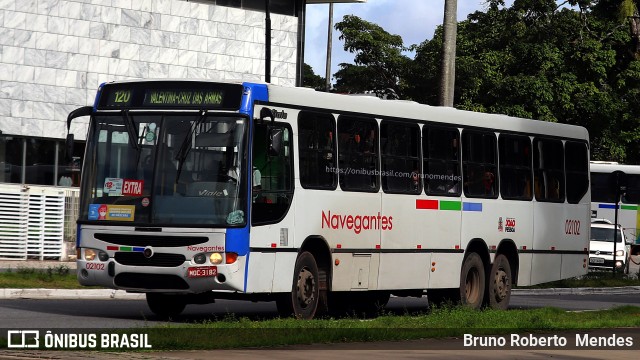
[590,162,640,254]
[66,80,591,319]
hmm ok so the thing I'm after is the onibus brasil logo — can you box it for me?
[6,330,152,349]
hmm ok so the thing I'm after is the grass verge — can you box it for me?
[93,306,640,350]
[0,265,81,289]
[518,270,640,289]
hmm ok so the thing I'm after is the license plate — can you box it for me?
[589,257,604,264]
[187,266,217,278]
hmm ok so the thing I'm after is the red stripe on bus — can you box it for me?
[416,199,438,210]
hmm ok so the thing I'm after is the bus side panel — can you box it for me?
[248,198,297,293]
[245,252,276,293]
[491,199,534,286]
[378,194,430,290]
[271,252,297,292]
[516,253,533,286]
[531,203,566,284]
[293,189,381,292]
[562,203,590,279]
[402,195,462,290]
[427,253,464,289]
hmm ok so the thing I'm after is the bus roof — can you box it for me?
[590,162,640,174]
[265,84,589,141]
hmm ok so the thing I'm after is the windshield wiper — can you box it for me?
[122,110,141,152]
[175,110,207,181]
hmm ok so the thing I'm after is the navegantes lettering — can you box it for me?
[321,210,392,234]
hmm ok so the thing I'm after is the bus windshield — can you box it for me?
[79,111,248,226]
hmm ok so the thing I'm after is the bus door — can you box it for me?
[247,105,295,293]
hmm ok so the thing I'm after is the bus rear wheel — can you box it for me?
[488,254,511,310]
[146,293,186,318]
[277,251,320,319]
[459,252,485,309]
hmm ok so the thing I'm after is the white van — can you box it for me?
[589,219,631,274]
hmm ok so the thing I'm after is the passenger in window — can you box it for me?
[523,176,532,198]
[482,171,495,196]
[363,129,376,154]
[549,177,560,200]
[411,169,420,192]
[451,137,459,160]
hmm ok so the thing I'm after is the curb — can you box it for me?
[0,288,144,300]
[512,286,640,296]
[1,287,639,300]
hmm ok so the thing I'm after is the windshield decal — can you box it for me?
[103,178,144,196]
[88,204,135,221]
[104,178,123,196]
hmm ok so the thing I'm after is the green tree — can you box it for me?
[409,0,640,163]
[333,15,411,98]
[302,63,326,91]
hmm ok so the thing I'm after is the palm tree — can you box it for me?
[439,0,457,107]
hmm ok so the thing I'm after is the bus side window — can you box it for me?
[462,130,497,198]
[498,134,532,201]
[252,121,294,226]
[298,111,337,190]
[337,115,379,192]
[533,138,564,202]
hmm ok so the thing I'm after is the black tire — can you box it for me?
[276,251,320,319]
[146,293,186,318]
[459,252,485,309]
[488,254,512,310]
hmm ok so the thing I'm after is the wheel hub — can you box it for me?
[493,268,509,300]
[296,267,315,308]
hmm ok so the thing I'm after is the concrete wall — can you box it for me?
[0,0,299,141]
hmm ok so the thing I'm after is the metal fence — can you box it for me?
[0,184,79,260]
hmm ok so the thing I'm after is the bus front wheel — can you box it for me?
[146,293,186,318]
[459,252,485,309]
[277,251,320,319]
[488,254,511,310]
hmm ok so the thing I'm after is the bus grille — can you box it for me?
[94,233,208,247]
[114,252,186,267]
[114,273,189,290]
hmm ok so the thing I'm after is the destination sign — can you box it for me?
[97,81,243,110]
[143,90,223,107]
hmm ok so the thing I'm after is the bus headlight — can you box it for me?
[615,250,624,257]
[210,253,223,265]
[84,249,97,261]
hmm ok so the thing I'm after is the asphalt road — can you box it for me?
[0,291,639,329]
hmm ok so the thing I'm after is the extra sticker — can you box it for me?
[103,178,144,196]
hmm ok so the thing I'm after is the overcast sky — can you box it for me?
[303,0,514,81]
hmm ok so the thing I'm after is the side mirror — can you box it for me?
[65,134,74,163]
[268,128,283,156]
